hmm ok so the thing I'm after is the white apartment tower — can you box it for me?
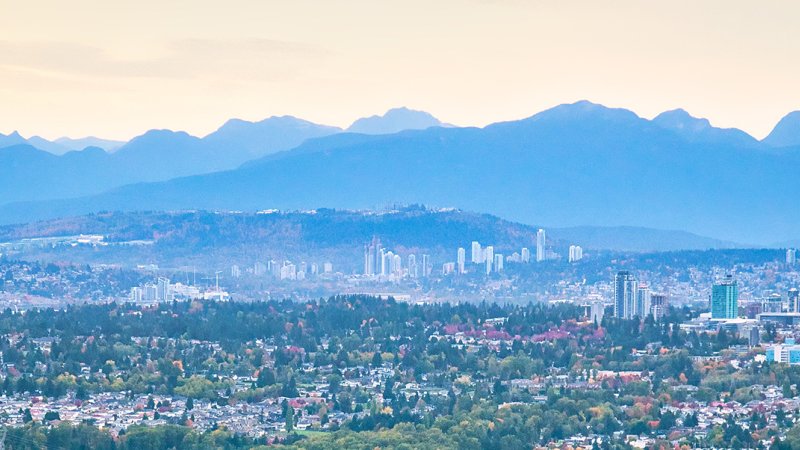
[494,254,504,272]
[457,247,466,273]
[521,247,530,263]
[536,229,546,262]
[635,284,651,318]
[471,241,483,264]
[568,245,583,263]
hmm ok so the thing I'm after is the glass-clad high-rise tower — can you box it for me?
[711,275,738,319]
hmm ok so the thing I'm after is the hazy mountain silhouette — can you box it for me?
[3,100,800,244]
[347,107,445,134]
[55,136,126,153]
[0,110,443,205]
[203,116,341,161]
[652,109,761,148]
[0,117,340,204]
[764,111,800,148]
[0,131,124,154]
[0,144,116,202]
[550,226,743,252]
[0,131,28,149]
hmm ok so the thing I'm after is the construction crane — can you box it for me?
[201,271,223,291]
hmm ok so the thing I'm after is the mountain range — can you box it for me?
[0,108,443,204]
[1,101,800,245]
[0,131,124,154]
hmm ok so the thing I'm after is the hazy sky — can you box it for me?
[1,0,798,140]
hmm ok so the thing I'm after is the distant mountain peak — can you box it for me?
[653,109,712,132]
[527,100,642,124]
[216,115,336,134]
[652,108,759,148]
[113,129,199,156]
[0,130,29,150]
[135,129,195,140]
[763,110,800,148]
[53,136,126,153]
[347,107,444,135]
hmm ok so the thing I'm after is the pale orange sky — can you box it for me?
[0,0,798,140]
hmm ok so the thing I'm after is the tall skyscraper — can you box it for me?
[788,249,797,265]
[790,288,800,313]
[521,247,530,263]
[471,241,483,264]
[393,254,402,276]
[130,286,143,303]
[635,284,651,318]
[421,254,431,277]
[568,245,583,262]
[364,245,371,275]
[536,229,546,262]
[761,293,783,313]
[363,236,382,276]
[494,254,503,272]
[408,254,418,278]
[381,251,401,276]
[711,275,739,319]
[484,246,494,274]
[614,271,638,319]
[457,247,466,274]
[157,277,171,302]
[650,293,669,321]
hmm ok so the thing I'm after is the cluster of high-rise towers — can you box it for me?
[363,236,431,278]
[613,271,743,321]
[363,228,584,278]
[612,271,669,320]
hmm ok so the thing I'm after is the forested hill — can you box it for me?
[0,208,743,256]
[0,207,548,255]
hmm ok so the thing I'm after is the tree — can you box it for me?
[256,368,276,388]
[281,376,299,398]
[383,381,395,402]
[285,405,295,433]
[328,374,342,394]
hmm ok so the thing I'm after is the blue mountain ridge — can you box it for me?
[1,100,799,244]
